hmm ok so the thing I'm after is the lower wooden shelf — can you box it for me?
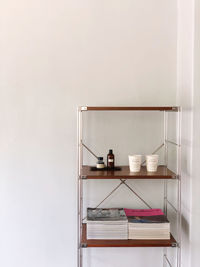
[81,224,177,248]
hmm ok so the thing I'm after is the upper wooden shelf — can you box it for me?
[81,166,177,180]
[81,224,177,248]
[80,106,179,112]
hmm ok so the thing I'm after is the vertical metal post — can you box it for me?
[77,107,83,267]
[164,111,168,215]
[163,110,168,267]
[176,107,182,267]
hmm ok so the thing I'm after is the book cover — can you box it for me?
[124,208,164,217]
[87,208,127,221]
[128,215,169,224]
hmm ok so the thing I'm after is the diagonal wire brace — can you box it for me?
[120,179,152,209]
[82,180,124,221]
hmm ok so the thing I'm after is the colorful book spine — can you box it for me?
[124,208,164,217]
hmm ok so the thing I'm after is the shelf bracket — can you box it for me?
[172,106,179,112]
[171,242,178,248]
[81,106,88,111]
[81,175,87,180]
[81,243,88,248]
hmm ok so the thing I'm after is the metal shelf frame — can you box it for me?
[77,106,182,267]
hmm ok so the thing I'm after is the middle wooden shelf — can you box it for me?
[81,165,177,180]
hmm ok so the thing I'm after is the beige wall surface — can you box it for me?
[0,1,177,267]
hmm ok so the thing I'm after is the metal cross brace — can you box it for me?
[164,254,173,267]
[120,179,152,209]
[82,142,164,221]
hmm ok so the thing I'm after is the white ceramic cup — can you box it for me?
[146,154,159,172]
[129,155,142,172]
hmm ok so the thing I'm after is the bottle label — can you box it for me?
[108,159,114,162]
[96,163,105,169]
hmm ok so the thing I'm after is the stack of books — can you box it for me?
[87,208,128,240]
[124,208,170,240]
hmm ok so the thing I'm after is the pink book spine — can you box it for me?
[124,208,164,216]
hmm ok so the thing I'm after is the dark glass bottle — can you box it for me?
[107,149,115,169]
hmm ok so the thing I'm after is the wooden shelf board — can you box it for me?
[81,106,179,111]
[81,166,177,180]
[81,224,177,248]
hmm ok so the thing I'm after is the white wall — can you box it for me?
[177,1,200,267]
[190,0,200,266]
[0,1,177,267]
[176,0,194,266]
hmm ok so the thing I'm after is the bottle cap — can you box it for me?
[98,157,103,161]
[109,149,113,154]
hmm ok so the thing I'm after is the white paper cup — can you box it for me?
[129,155,142,172]
[146,155,159,172]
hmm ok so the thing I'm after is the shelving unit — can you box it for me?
[77,106,181,267]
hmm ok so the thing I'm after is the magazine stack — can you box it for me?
[124,209,170,240]
[87,208,128,240]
